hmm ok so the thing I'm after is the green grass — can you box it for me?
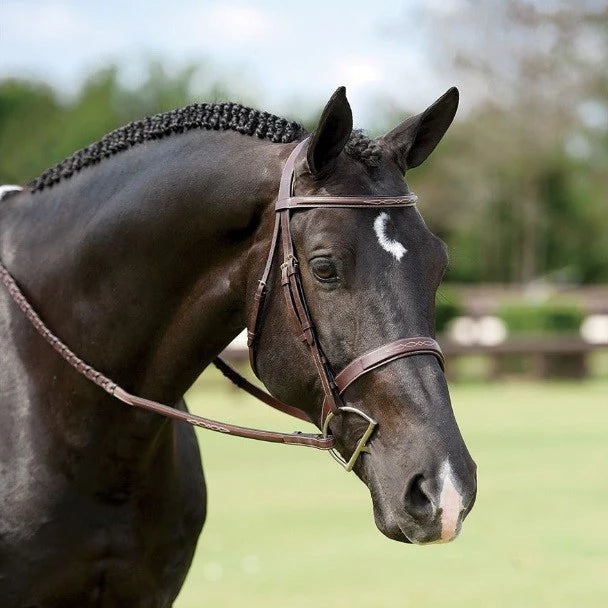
[175,371,608,607]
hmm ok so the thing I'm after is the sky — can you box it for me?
[0,0,461,125]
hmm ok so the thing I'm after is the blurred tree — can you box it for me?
[0,61,248,187]
[0,79,63,184]
[394,0,608,284]
[1,31,606,285]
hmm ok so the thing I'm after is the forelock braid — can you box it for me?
[344,129,382,167]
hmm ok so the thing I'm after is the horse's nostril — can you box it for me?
[407,475,427,508]
[404,474,434,520]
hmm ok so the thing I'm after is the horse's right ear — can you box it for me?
[307,87,353,176]
[380,87,459,173]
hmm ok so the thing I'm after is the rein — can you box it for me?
[0,264,332,449]
[0,138,444,470]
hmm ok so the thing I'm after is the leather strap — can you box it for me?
[246,211,281,374]
[275,194,418,210]
[334,337,445,394]
[112,383,331,448]
[278,209,341,419]
[276,141,343,421]
[213,357,313,423]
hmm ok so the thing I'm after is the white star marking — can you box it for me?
[373,212,406,261]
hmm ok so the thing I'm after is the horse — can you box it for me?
[0,86,477,606]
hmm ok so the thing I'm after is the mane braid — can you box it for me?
[29,102,382,192]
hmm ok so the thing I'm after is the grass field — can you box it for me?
[175,370,607,607]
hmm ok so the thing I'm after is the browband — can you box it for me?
[275,194,418,210]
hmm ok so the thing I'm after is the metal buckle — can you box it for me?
[280,254,298,271]
[322,406,377,472]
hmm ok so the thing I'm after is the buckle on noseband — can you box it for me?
[322,406,377,472]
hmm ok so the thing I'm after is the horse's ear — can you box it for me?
[380,87,459,172]
[307,86,353,176]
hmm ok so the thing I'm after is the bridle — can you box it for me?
[245,138,444,469]
[0,137,444,472]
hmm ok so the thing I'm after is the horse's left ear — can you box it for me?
[307,86,353,176]
[380,87,459,172]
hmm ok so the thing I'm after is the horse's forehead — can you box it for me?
[364,208,439,269]
[293,153,429,254]
[307,205,424,233]
[296,146,406,195]
[294,206,432,263]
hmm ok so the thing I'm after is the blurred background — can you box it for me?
[2,1,607,606]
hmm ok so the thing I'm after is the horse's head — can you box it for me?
[253,87,476,545]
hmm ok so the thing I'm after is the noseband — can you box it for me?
[0,138,443,472]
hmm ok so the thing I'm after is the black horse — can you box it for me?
[0,87,476,606]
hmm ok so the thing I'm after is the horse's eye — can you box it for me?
[310,257,338,282]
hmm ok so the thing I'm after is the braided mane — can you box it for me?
[29,102,382,192]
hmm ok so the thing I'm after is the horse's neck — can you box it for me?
[1,130,282,409]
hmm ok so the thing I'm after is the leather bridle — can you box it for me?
[245,138,444,469]
[0,138,444,471]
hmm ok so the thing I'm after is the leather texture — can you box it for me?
[334,338,444,394]
[275,194,418,210]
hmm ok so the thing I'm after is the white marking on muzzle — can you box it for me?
[373,212,406,261]
[437,459,464,542]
